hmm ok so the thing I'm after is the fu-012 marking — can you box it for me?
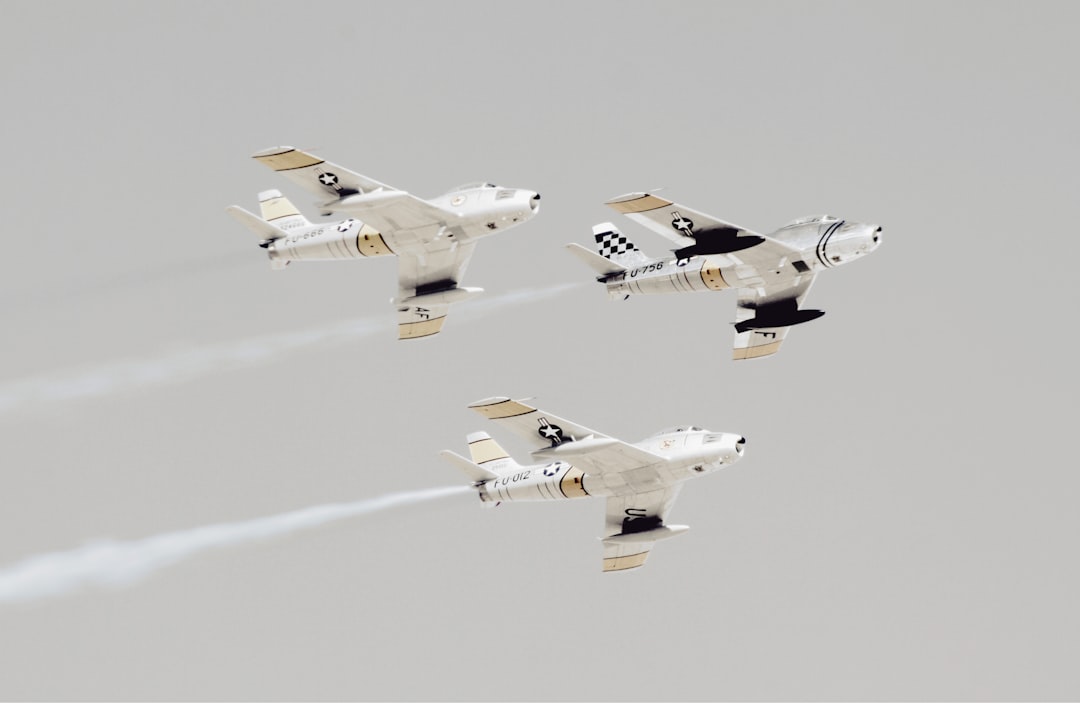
[495,470,533,487]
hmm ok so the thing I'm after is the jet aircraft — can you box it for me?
[441,397,746,572]
[227,147,541,339]
[567,193,882,359]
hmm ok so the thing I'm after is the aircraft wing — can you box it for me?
[395,241,477,340]
[468,397,663,474]
[252,146,452,241]
[732,274,818,360]
[606,192,799,266]
[601,486,683,572]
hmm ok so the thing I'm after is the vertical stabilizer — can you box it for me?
[467,431,521,474]
[593,222,650,267]
[258,189,310,231]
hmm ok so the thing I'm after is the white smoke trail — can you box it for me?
[0,485,471,606]
[0,282,583,417]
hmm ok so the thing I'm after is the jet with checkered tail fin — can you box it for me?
[227,146,541,340]
[441,397,747,572]
[567,192,883,359]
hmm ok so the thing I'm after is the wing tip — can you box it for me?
[467,396,513,409]
[251,145,297,158]
[605,192,674,214]
[251,146,324,171]
[468,397,537,420]
[602,551,650,572]
[398,315,447,340]
[732,340,783,360]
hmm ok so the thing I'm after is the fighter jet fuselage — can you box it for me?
[474,427,745,505]
[264,183,541,267]
[598,216,881,301]
[568,193,883,359]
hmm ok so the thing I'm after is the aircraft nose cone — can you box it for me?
[735,436,746,456]
[529,192,541,212]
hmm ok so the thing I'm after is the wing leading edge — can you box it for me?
[468,397,662,474]
[251,146,453,240]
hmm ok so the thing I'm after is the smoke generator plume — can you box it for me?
[0,282,583,418]
[0,485,471,606]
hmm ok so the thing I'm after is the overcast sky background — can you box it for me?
[1,1,1077,699]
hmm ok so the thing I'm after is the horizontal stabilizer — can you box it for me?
[440,450,499,484]
[565,243,627,277]
[225,205,288,242]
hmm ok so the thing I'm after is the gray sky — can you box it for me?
[1,1,1077,699]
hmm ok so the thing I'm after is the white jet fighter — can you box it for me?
[227,147,541,340]
[567,192,882,359]
[441,397,746,572]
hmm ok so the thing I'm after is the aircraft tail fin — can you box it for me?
[465,431,521,474]
[592,222,650,267]
[224,204,290,271]
[257,189,310,230]
[439,449,499,484]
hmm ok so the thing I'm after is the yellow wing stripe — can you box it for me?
[398,316,446,340]
[253,148,324,172]
[470,399,536,420]
[606,193,672,214]
[602,551,649,572]
[733,340,782,360]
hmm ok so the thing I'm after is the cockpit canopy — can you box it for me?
[782,214,838,228]
[649,425,706,437]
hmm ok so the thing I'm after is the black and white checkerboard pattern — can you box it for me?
[595,229,638,259]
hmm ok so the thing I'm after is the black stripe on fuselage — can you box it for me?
[816,220,844,268]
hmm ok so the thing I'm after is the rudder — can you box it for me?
[593,222,649,267]
[258,189,310,231]
[467,431,520,474]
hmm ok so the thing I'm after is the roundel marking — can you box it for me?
[318,172,339,186]
[537,418,564,446]
[671,211,694,236]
